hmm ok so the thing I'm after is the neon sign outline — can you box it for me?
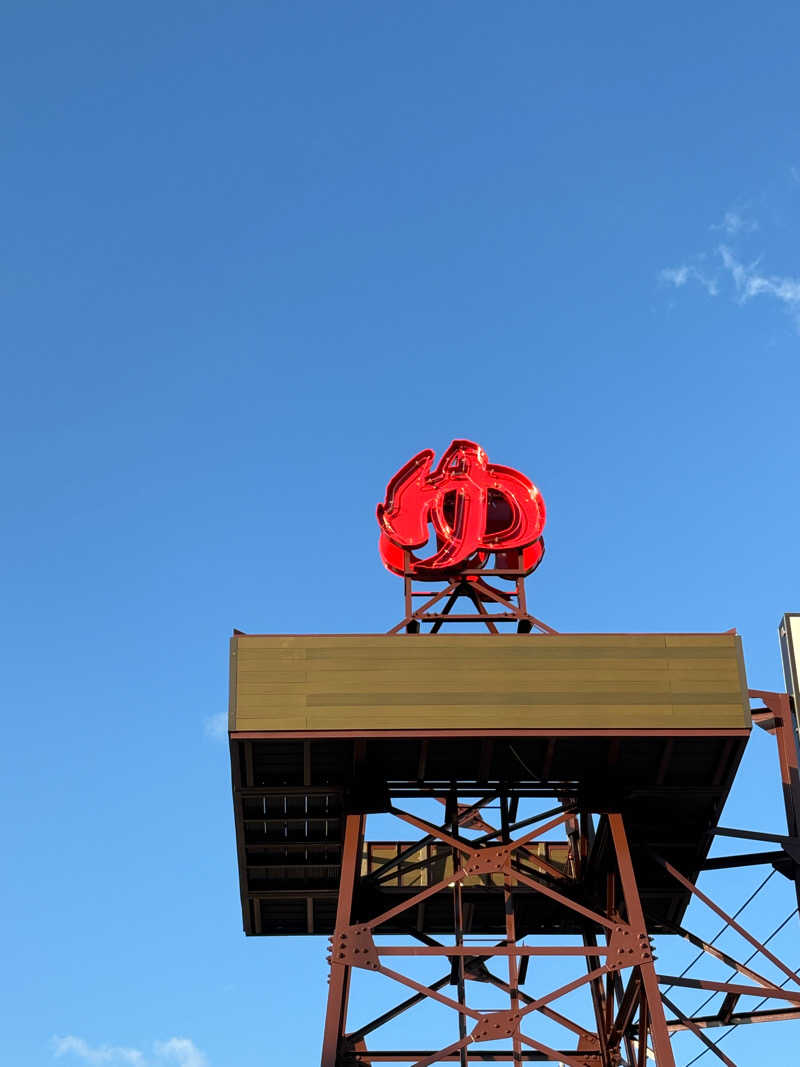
[377,440,546,579]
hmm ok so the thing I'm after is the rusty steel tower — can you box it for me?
[227,442,800,1065]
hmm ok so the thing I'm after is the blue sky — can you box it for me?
[2,2,800,1064]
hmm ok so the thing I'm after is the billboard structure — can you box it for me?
[228,443,800,1066]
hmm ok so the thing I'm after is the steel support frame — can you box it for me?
[319,779,800,1067]
[322,814,366,1066]
[389,550,556,635]
[320,797,677,1066]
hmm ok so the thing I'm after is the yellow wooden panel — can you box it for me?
[229,633,751,732]
[234,694,308,709]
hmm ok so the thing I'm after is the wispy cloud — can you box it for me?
[718,245,800,317]
[52,1037,207,1067]
[52,1037,144,1065]
[660,206,800,330]
[153,1039,208,1067]
[659,264,718,295]
[710,210,758,236]
[203,712,228,740]
[660,265,690,287]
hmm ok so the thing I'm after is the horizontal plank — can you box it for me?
[302,689,745,707]
[235,712,309,730]
[234,669,311,682]
[300,707,744,730]
[302,648,734,664]
[665,634,736,647]
[235,693,308,708]
[295,676,738,695]
[237,655,740,673]
[234,646,309,659]
[236,671,742,692]
[303,642,676,658]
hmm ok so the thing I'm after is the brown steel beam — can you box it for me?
[713,826,795,845]
[701,850,787,870]
[608,813,675,1067]
[718,992,739,1024]
[653,852,800,990]
[582,927,611,1067]
[349,1053,602,1062]
[321,814,364,1067]
[410,931,596,1045]
[660,994,737,1066]
[657,973,800,1003]
[500,796,523,1066]
[345,975,452,1044]
[753,688,800,912]
[653,919,784,993]
[607,970,641,1049]
[667,1005,800,1031]
[450,797,469,1067]
[472,804,573,845]
[367,794,497,884]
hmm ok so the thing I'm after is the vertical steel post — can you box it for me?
[775,697,800,914]
[750,686,800,914]
[609,813,676,1067]
[501,794,523,1065]
[321,814,365,1067]
[448,791,469,1067]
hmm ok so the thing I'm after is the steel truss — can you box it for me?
[319,687,800,1066]
[389,549,555,635]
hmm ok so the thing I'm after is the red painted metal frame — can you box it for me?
[317,708,800,1067]
[388,549,555,635]
[320,800,683,1066]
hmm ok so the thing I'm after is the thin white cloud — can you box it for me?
[52,1037,208,1067]
[203,712,228,740]
[659,264,718,296]
[660,265,689,286]
[52,1037,144,1065]
[153,1039,208,1067]
[719,244,800,319]
[711,210,758,236]
[659,206,800,330]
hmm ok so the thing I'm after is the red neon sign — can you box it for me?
[377,440,545,579]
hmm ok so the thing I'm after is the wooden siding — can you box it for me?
[229,634,751,733]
